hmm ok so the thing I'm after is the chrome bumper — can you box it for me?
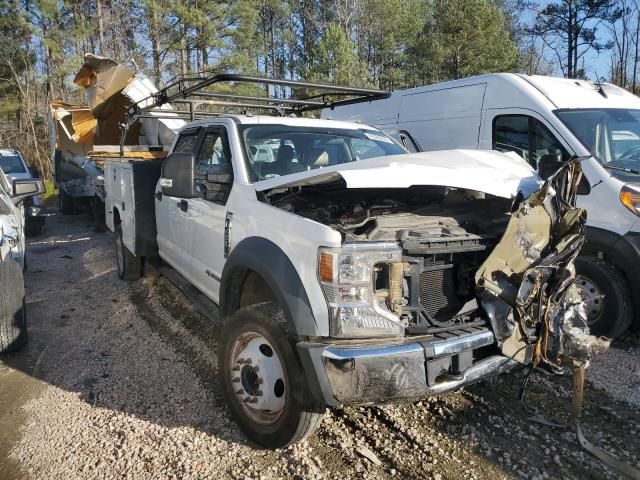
[298,328,517,406]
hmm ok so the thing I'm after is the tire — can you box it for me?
[115,224,141,281]
[59,190,74,215]
[0,261,27,353]
[574,256,633,338]
[219,302,325,448]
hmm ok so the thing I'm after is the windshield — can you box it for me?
[556,109,640,169]
[239,125,406,182]
[0,153,26,174]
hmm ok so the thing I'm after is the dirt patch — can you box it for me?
[0,214,638,479]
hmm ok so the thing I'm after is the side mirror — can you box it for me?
[160,152,196,198]
[12,178,44,198]
[538,152,563,180]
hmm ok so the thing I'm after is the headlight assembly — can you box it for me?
[318,243,405,338]
[620,184,640,216]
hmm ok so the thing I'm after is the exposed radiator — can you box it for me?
[419,264,463,323]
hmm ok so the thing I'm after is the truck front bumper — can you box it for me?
[298,327,517,406]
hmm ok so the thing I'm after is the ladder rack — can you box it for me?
[125,73,390,125]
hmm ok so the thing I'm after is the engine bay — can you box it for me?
[268,182,514,333]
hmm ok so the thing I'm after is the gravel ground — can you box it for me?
[0,213,639,480]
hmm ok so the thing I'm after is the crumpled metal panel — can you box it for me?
[475,160,609,370]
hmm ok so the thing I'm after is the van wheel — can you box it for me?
[115,224,141,281]
[0,261,27,353]
[219,302,325,448]
[574,257,633,338]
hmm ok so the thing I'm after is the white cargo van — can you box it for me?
[323,74,640,338]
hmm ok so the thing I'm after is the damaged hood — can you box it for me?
[255,149,541,199]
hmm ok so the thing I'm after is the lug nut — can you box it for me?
[252,366,259,372]
[235,389,244,395]
[232,377,240,383]
[256,390,263,397]
[232,366,240,371]
[237,358,245,364]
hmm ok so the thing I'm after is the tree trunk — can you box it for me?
[97,0,105,54]
[634,9,640,92]
[148,1,162,84]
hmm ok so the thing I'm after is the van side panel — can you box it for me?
[398,83,487,151]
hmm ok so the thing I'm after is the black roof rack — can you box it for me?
[126,73,390,125]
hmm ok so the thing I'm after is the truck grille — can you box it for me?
[419,266,462,322]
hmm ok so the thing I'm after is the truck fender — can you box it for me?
[219,236,320,338]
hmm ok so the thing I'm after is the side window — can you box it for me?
[194,127,232,203]
[493,115,569,169]
[494,116,529,161]
[173,130,199,153]
[399,131,420,153]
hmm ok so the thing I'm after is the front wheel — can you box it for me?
[115,224,141,281]
[219,302,325,448]
[574,256,633,338]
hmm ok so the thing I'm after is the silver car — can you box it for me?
[0,168,43,353]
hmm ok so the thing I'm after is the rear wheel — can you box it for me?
[0,261,27,353]
[574,256,633,338]
[219,302,325,448]
[115,224,141,281]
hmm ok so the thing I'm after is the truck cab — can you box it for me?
[323,73,640,338]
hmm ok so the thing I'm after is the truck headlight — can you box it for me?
[620,184,640,216]
[318,243,405,338]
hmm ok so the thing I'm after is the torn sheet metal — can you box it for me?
[74,54,184,148]
[50,102,96,145]
[74,54,134,115]
[476,161,609,370]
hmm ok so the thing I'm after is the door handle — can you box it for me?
[178,199,188,212]
[155,191,163,201]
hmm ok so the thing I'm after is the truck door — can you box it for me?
[156,127,201,275]
[187,125,234,302]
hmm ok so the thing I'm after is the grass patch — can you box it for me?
[41,180,58,208]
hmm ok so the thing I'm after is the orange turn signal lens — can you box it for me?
[620,186,640,215]
[319,252,334,282]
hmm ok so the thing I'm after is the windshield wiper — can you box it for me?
[602,164,640,175]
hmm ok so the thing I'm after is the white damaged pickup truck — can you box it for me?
[106,113,609,448]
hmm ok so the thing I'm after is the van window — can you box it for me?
[493,115,569,168]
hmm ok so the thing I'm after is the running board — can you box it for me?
[157,265,220,324]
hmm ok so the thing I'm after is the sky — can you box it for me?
[522,4,620,82]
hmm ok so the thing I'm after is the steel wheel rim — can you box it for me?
[229,331,286,425]
[575,274,604,325]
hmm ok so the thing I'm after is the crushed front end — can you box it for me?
[475,160,609,371]
[286,161,604,406]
